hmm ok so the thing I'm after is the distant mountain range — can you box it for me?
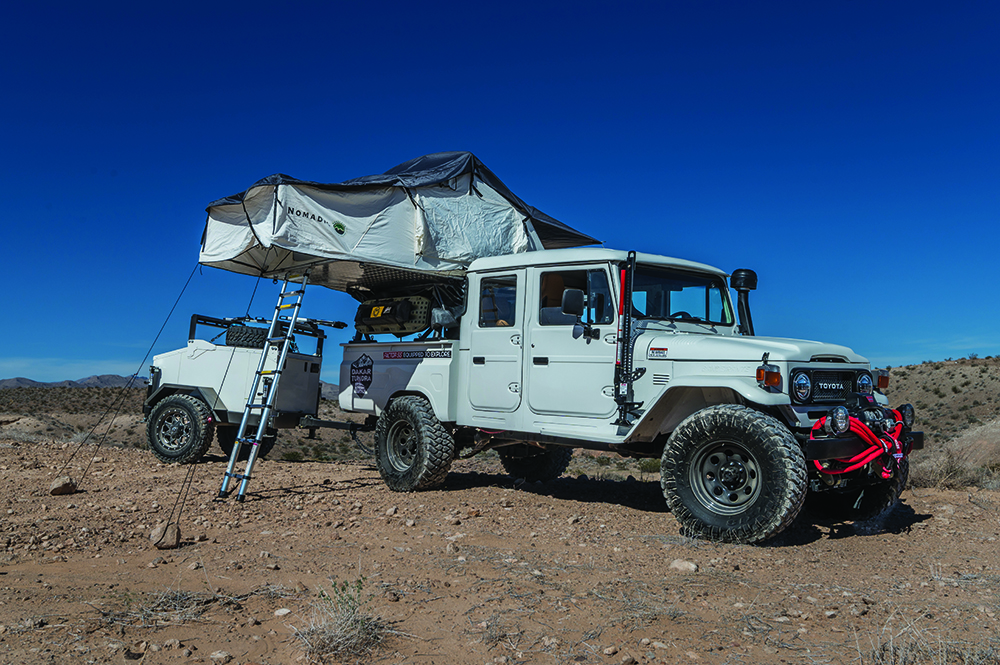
[0,374,341,399]
[0,375,145,390]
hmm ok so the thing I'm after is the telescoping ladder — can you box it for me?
[218,275,309,501]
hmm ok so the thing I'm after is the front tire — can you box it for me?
[375,396,455,491]
[147,395,214,464]
[499,446,573,483]
[660,404,807,544]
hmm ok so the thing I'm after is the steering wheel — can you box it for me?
[670,311,693,319]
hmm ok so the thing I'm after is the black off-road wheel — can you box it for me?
[499,446,573,483]
[216,426,276,462]
[660,404,807,544]
[806,457,909,522]
[375,396,455,491]
[147,395,215,464]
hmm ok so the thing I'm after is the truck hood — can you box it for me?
[643,333,869,365]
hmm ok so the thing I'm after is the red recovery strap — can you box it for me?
[811,411,904,477]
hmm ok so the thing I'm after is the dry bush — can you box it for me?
[857,622,1000,664]
[294,579,390,663]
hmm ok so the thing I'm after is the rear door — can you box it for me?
[467,271,525,413]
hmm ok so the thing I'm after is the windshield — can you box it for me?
[631,266,734,326]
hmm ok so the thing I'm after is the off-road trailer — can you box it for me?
[145,152,925,543]
[143,311,364,466]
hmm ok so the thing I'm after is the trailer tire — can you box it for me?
[660,404,807,544]
[147,395,215,464]
[375,396,454,491]
[806,457,909,523]
[499,446,573,483]
[216,426,276,462]
[225,325,268,349]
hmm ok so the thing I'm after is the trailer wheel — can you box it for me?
[660,404,807,544]
[147,395,215,464]
[216,426,276,462]
[225,325,268,349]
[499,446,573,483]
[806,457,909,523]
[375,396,454,491]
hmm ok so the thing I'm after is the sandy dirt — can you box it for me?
[1,437,999,665]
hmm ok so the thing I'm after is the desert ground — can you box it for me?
[0,358,999,665]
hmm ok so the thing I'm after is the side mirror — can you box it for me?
[561,288,585,317]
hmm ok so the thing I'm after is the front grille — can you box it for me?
[811,370,855,403]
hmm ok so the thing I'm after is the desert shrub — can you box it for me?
[637,458,661,474]
[294,579,389,663]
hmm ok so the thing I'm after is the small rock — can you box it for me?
[274,608,292,617]
[188,562,202,571]
[824,610,838,619]
[386,506,398,516]
[603,645,619,655]
[639,638,651,646]
[150,523,181,550]
[621,656,637,665]
[163,639,181,649]
[669,559,698,573]
[386,591,400,602]
[210,651,232,664]
[49,476,76,496]
[652,641,669,650]
[568,515,581,524]
[265,563,280,571]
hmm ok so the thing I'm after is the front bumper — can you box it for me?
[805,430,924,461]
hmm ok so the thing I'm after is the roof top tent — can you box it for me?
[199,151,600,301]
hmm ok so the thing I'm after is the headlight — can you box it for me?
[897,403,915,428]
[792,372,812,401]
[827,405,850,435]
[857,372,873,395]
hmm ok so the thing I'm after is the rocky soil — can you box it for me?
[0,437,999,665]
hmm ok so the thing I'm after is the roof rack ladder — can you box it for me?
[218,274,309,502]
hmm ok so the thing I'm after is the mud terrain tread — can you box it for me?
[660,404,807,544]
[807,457,909,523]
[146,394,215,464]
[375,396,455,491]
[499,447,574,483]
[225,326,268,349]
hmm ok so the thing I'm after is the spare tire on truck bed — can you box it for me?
[225,325,268,349]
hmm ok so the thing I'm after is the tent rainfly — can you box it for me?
[199,151,600,293]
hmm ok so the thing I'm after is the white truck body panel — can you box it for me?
[154,340,321,419]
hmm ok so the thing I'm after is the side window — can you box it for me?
[480,276,517,327]
[538,269,615,325]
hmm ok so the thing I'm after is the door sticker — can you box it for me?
[351,354,374,397]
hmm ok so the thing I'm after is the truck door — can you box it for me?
[467,271,524,413]
[525,266,618,418]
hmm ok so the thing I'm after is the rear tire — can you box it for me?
[806,457,909,522]
[661,404,807,544]
[216,426,276,461]
[499,446,573,483]
[147,395,214,464]
[375,396,454,491]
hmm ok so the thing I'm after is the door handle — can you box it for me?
[533,357,549,365]
[473,356,485,365]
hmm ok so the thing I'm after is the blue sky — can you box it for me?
[2,1,997,383]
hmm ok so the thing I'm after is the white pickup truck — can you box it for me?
[335,246,922,543]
